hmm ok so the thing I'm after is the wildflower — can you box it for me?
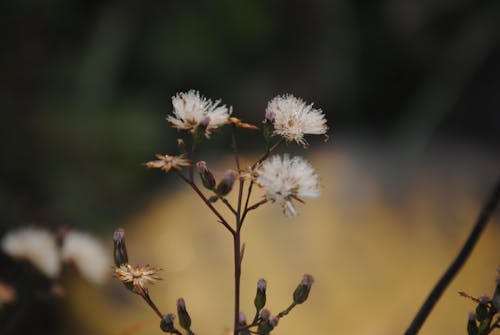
[144,154,192,172]
[1,227,60,278]
[114,264,162,294]
[266,94,328,146]
[167,90,230,138]
[61,231,109,285]
[255,154,320,217]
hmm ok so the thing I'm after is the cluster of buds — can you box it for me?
[237,275,314,335]
[464,269,500,335]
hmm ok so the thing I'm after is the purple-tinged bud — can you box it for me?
[254,278,267,311]
[269,316,279,328]
[467,312,478,335]
[215,170,238,197]
[293,274,314,305]
[265,109,275,123]
[238,312,250,335]
[260,308,270,321]
[197,161,216,190]
[176,298,192,331]
[113,228,128,267]
[475,295,489,322]
[257,312,277,335]
[160,313,176,333]
[199,116,211,130]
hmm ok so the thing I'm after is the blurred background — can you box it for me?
[1,0,499,334]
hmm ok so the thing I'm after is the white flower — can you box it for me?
[255,154,320,217]
[1,227,60,278]
[61,231,109,285]
[167,90,230,137]
[266,94,328,146]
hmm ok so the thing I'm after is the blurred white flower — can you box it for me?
[1,227,60,278]
[255,154,320,217]
[167,90,230,138]
[61,231,109,285]
[266,94,328,146]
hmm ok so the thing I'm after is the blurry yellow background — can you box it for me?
[64,143,499,335]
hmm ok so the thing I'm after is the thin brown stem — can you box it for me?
[221,197,238,216]
[231,124,243,335]
[404,177,500,335]
[176,171,235,235]
[252,139,283,169]
[277,302,297,318]
[139,287,163,319]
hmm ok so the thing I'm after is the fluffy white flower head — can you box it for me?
[255,154,320,217]
[266,94,328,146]
[167,90,230,137]
[61,231,110,285]
[1,227,60,278]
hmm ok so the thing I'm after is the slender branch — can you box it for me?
[251,139,283,169]
[231,124,243,335]
[189,139,197,182]
[277,302,297,318]
[176,171,235,235]
[221,197,238,216]
[404,177,500,335]
[139,287,163,319]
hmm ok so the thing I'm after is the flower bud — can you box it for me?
[293,274,314,305]
[238,312,250,335]
[215,170,237,197]
[257,313,278,335]
[197,161,216,190]
[475,295,489,322]
[160,313,176,333]
[260,308,270,321]
[176,298,192,331]
[113,228,128,267]
[467,312,478,335]
[254,279,267,312]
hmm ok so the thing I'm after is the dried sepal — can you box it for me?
[144,154,192,172]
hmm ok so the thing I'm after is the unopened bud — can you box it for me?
[260,308,270,321]
[257,313,277,335]
[293,274,314,304]
[113,228,128,267]
[215,170,237,197]
[238,312,250,335]
[475,295,489,321]
[197,161,216,190]
[254,279,267,311]
[176,298,192,331]
[467,312,478,335]
[160,313,176,333]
